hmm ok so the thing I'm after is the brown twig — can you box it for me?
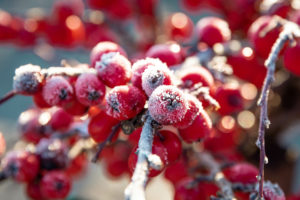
[256,20,300,199]
[91,123,121,163]
[0,90,17,106]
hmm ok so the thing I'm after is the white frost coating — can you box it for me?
[43,76,73,105]
[141,65,173,96]
[13,64,42,94]
[148,85,188,124]
[96,52,119,72]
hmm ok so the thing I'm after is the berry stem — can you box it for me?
[256,20,300,199]
[124,114,156,200]
[0,90,17,105]
[91,123,121,163]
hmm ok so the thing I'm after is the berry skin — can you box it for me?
[52,0,84,21]
[42,76,74,107]
[141,63,173,96]
[146,43,183,67]
[49,108,73,131]
[148,85,188,125]
[165,12,194,42]
[248,16,282,59]
[263,181,286,200]
[26,181,44,200]
[40,171,71,199]
[156,130,182,164]
[33,91,52,109]
[179,109,212,143]
[88,110,120,143]
[174,178,206,200]
[1,151,40,183]
[90,41,127,68]
[174,94,202,129]
[96,52,132,87]
[13,64,42,95]
[214,84,243,115]
[164,159,188,184]
[223,162,258,184]
[62,99,89,116]
[128,139,168,177]
[283,43,300,76]
[180,66,214,88]
[131,58,167,90]
[65,153,88,178]
[75,73,106,106]
[105,85,146,120]
[196,17,231,46]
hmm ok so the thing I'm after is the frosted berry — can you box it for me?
[40,171,71,199]
[146,43,183,67]
[105,85,146,120]
[131,58,167,90]
[141,64,173,96]
[248,16,282,58]
[75,73,106,106]
[1,151,40,183]
[179,109,212,143]
[42,76,74,106]
[148,85,188,125]
[174,94,202,129]
[90,41,127,68]
[88,110,120,143]
[263,181,286,200]
[96,52,132,88]
[196,17,231,46]
[13,64,42,95]
[283,43,300,76]
[223,162,258,184]
[180,66,214,88]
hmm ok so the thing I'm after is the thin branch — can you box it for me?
[124,114,160,200]
[0,90,17,106]
[91,123,121,163]
[197,152,235,200]
[256,20,300,199]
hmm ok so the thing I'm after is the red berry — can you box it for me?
[75,73,106,106]
[52,0,84,21]
[146,43,183,67]
[88,110,120,143]
[42,76,74,107]
[26,181,44,200]
[13,64,42,95]
[49,108,73,131]
[66,153,88,178]
[40,171,71,199]
[164,159,188,184]
[179,109,212,143]
[196,17,231,46]
[180,0,202,11]
[263,181,286,200]
[36,139,69,171]
[128,127,142,145]
[174,178,205,200]
[62,99,89,116]
[90,41,127,68]
[223,162,258,184]
[105,85,146,120]
[96,52,132,87]
[227,47,266,88]
[248,16,282,58]
[214,84,243,115]
[87,0,117,9]
[174,94,202,129]
[165,12,194,42]
[106,0,133,20]
[33,91,52,109]
[148,85,188,125]
[141,63,173,96]
[2,151,40,183]
[131,58,167,90]
[283,43,300,76]
[84,23,117,48]
[128,139,168,177]
[180,66,214,88]
[0,10,18,41]
[156,130,182,163]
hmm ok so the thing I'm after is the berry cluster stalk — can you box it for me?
[257,21,300,199]
[124,114,158,200]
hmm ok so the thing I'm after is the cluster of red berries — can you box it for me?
[1,0,300,199]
